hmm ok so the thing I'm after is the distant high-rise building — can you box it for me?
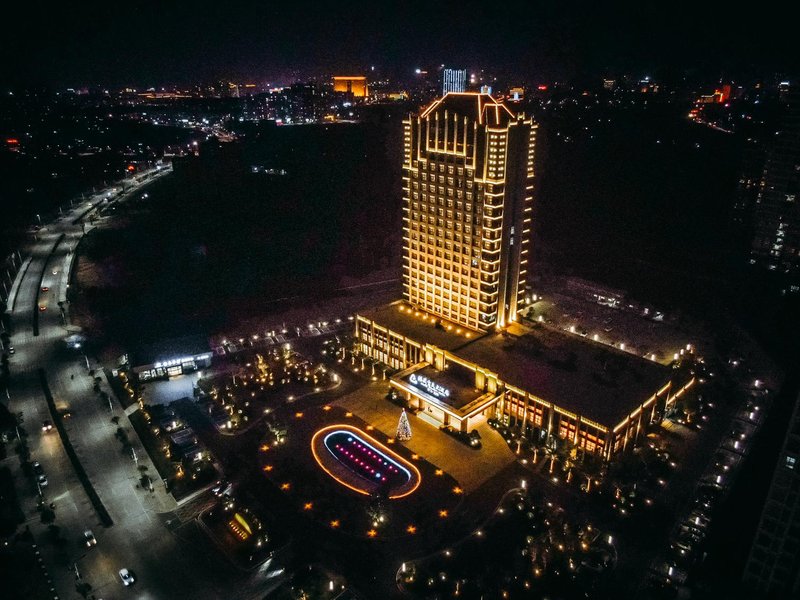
[442,68,467,95]
[742,392,800,596]
[402,92,536,330]
[332,76,368,98]
[509,87,525,102]
[750,86,800,275]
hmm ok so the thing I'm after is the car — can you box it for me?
[688,510,711,529]
[119,568,135,586]
[212,480,232,497]
[52,269,58,275]
[41,286,49,292]
[439,424,482,449]
[33,462,48,487]
[84,529,97,547]
[41,420,53,433]
[679,522,705,540]
[38,304,47,312]
[466,429,482,448]
[7,345,14,355]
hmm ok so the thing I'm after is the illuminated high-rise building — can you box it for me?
[355,92,691,457]
[332,76,368,98]
[402,92,536,331]
[750,86,800,275]
[442,68,467,95]
[743,392,800,596]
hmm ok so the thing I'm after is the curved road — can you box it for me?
[5,167,281,600]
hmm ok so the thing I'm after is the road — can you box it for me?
[3,167,283,600]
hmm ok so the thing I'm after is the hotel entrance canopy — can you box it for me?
[390,362,499,430]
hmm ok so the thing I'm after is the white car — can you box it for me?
[119,568,135,586]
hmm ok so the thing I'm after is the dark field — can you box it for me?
[71,122,403,347]
[70,106,799,362]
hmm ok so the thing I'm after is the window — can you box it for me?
[786,455,797,470]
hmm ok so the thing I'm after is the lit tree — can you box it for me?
[396,409,412,441]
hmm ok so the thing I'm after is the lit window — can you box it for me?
[786,456,797,470]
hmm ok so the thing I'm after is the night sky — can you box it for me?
[3,0,797,87]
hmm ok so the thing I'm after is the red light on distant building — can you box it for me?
[6,138,19,144]
[537,85,548,91]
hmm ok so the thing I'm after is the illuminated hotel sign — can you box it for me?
[409,374,450,399]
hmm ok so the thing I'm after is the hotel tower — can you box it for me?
[355,92,692,460]
[402,92,536,331]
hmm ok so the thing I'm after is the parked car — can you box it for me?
[212,480,232,497]
[41,420,53,433]
[119,568,135,586]
[33,461,48,486]
[84,530,97,547]
[439,425,482,449]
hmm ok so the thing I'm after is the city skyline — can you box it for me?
[2,5,800,599]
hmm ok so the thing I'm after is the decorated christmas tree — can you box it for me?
[396,409,412,441]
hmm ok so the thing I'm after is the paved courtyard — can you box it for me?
[333,380,515,493]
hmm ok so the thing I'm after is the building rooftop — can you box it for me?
[130,334,211,370]
[456,324,672,428]
[420,92,518,127]
[402,362,486,411]
[357,301,485,353]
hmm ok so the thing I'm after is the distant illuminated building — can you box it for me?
[402,92,536,330]
[480,84,493,95]
[442,68,467,95]
[638,77,659,93]
[750,86,800,276]
[332,76,368,98]
[743,392,800,596]
[509,87,524,102]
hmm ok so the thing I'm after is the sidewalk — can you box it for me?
[47,352,178,519]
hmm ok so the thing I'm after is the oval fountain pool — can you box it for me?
[311,424,421,499]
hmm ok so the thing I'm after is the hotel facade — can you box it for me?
[402,93,535,330]
[357,93,693,462]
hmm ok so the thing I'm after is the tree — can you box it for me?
[544,444,558,474]
[396,409,412,441]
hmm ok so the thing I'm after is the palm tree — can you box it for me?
[582,456,603,493]
[545,445,558,474]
